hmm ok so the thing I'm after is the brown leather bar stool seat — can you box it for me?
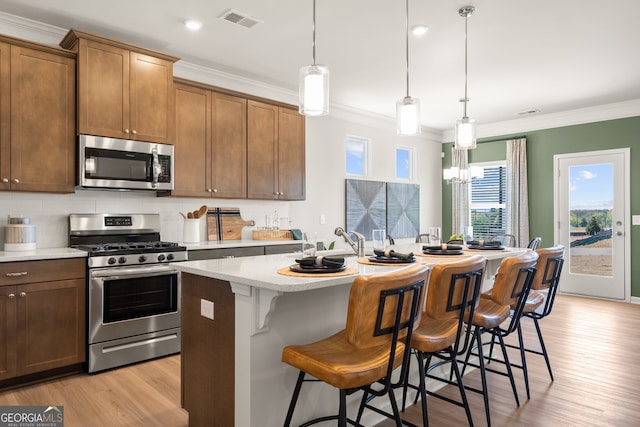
[461,250,538,427]
[282,264,430,427]
[401,255,487,427]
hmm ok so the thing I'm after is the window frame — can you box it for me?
[395,145,415,181]
[345,135,371,177]
[469,160,507,239]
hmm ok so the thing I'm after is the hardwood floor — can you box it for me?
[0,355,187,427]
[0,294,638,426]
[375,294,640,427]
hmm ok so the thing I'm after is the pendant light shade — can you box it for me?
[397,0,421,135]
[454,5,476,149]
[397,96,421,135]
[299,0,329,116]
[455,116,476,149]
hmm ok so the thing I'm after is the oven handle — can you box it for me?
[90,265,179,279]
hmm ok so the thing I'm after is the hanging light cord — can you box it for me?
[311,0,317,66]
[405,0,410,98]
[463,10,469,118]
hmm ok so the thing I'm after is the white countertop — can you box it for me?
[172,244,527,293]
[0,247,88,262]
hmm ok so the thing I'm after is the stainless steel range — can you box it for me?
[69,213,187,373]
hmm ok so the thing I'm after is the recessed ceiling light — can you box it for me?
[184,20,203,31]
[411,25,429,36]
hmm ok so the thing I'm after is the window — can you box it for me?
[470,162,507,239]
[346,135,370,176]
[396,146,414,180]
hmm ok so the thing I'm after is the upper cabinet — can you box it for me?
[0,36,76,193]
[247,100,305,200]
[173,82,247,198]
[60,30,178,144]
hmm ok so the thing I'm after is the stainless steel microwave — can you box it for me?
[78,135,174,191]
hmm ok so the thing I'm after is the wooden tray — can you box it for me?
[252,230,294,240]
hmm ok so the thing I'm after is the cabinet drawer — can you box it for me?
[0,258,86,286]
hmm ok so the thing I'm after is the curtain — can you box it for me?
[506,138,529,247]
[451,148,470,236]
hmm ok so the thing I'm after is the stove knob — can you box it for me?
[167,254,174,261]
[108,257,117,265]
[158,254,166,262]
[118,256,127,264]
[139,255,147,263]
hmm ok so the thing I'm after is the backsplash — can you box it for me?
[0,190,290,249]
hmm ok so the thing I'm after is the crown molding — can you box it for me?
[0,11,66,46]
[441,99,640,142]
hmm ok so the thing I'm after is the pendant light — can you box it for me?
[299,0,329,116]
[396,0,421,135]
[455,5,476,149]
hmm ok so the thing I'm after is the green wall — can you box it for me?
[442,116,640,297]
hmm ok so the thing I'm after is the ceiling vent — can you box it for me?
[219,9,261,29]
[516,108,540,116]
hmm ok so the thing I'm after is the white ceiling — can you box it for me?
[1,0,638,134]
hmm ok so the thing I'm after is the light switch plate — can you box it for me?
[632,215,640,225]
[201,299,214,320]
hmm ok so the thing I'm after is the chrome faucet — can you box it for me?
[334,227,365,257]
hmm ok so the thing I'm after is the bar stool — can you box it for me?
[281,264,430,427]
[506,245,565,398]
[401,255,487,427]
[461,250,538,427]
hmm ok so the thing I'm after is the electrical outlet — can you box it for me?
[200,299,214,320]
[320,214,326,225]
[632,215,640,225]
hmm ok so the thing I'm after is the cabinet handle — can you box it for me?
[124,129,130,134]
[213,188,218,193]
[6,272,28,277]
[7,293,15,299]
[132,130,137,135]
[207,188,212,193]
[1,178,8,183]
[12,178,19,184]
[19,292,26,298]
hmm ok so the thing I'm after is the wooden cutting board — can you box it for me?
[207,208,255,241]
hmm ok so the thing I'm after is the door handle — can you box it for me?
[616,231,623,236]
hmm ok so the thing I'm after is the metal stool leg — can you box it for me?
[284,371,306,426]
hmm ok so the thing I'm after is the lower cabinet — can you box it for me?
[0,258,86,382]
[188,243,301,261]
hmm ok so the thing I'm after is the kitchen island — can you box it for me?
[173,244,526,427]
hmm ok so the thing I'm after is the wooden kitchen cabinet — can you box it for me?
[173,82,247,198]
[247,100,305,200]
[0,258,86,382]
[0,36,76,193]
[60,30,178,144]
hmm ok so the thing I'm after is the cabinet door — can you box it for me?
[10,45,76,193]
[130,52,174,144]
[16,279,86,376]
[247,100,278,199]
[77,38,129,139]
[0,286,17,380]
[173,83,211,197]
[277,107,305,200]
[0,42,9,191]
[212,93,247,198]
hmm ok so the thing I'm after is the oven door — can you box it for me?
[89,264,180,345]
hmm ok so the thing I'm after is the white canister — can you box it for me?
[4,223,37,251]
[183,218,201,243]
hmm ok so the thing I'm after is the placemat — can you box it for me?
[277,266,359,277]
[415,252,473,258]
[357,257,417,266]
